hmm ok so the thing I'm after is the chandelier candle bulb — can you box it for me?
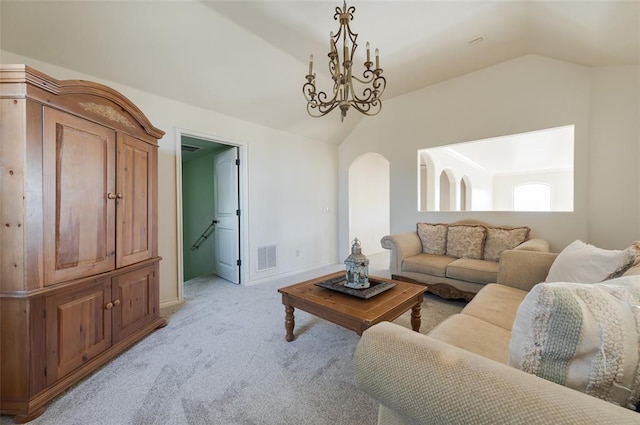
[344,37,349,60]
[366,42,371,62]
[309,54,313,75]
[375,48,380,69]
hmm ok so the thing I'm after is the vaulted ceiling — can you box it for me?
[1,1,638,145]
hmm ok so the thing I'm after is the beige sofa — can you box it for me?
[354,249,640,425]
[382,220,549,301]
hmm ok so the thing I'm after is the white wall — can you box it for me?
[588,66,640,249]
[3,52,339,307]
[339,55,639,255]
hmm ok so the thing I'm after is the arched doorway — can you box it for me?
[348,153,390,255]
[439,169,456,211]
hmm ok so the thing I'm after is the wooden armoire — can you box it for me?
[0,65,167,423]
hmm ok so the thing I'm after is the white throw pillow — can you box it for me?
[546,240,634,283]
[509,276,640,409]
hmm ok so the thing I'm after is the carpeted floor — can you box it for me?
[1,258,466,425]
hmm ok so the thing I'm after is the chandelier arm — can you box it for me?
[347,77,373,103]
[373,75,387,96]
[351,74,374,85]
[350,75,386,102]
[351,100,382,116]
[307,101,340,118]
[302,82,316,103]
[348,75,381,104]
[328,53,340,80]
[317,88,338,106]
[307,88,341,117]
[352,107,381,117]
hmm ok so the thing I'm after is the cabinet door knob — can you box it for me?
[116,193,123,199]
[113,299,121,306]
[105,302,114,310]
[107,193,117,200]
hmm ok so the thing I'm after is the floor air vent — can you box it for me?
[257,245,277,271]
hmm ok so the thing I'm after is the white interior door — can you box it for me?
[214,147,240,283]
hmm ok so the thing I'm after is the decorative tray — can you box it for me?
[315,275,396,299]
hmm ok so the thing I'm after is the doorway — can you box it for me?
[176,129,247,300]
[348,153,390,256]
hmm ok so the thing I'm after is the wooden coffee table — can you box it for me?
[277,271,427,341]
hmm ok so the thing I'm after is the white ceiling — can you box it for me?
[425,125,574,175]
[1,1,638,145]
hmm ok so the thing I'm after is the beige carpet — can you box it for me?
[0,265,465,425]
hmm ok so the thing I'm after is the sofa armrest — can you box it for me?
[380,233,422,275]
[513,238,549,252]
[354,322,639,425]
[496,250,558,291]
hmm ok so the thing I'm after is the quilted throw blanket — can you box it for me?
[509,276,640,410]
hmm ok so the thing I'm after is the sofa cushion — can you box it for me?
[461,283,528,331]
[416,223,448,255]
[509,276,640,409]
[402,254,456,277]
[428,314,512,364]
[483,226,530,262]
[446,224,486,260]
[624,263,640,277]
[546,240,635,283]
[445,258,498,285]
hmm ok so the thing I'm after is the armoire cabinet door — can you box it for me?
[43,107,116,285]
[45,279,112,385]
[112,265,156,343]
[116,134,156,268]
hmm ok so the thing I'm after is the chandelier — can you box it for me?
[303,1,386,122]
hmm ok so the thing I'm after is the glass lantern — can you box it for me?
[344,238,370,289]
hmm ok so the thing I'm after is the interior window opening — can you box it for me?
[416,125,574,212]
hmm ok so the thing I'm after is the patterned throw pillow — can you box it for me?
[618,241,640,278]
[416,223,448,255]
[483,226,530,262]
[445,225,486,260]
[508,276,640,410]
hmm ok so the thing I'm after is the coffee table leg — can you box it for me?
[285,305,295,341]
[410,302,422,332]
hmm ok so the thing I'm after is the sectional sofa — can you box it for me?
[354,245,640,424]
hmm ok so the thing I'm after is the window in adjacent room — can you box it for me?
[513,183,551,211]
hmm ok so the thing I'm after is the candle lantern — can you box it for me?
[344,238,370,289]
